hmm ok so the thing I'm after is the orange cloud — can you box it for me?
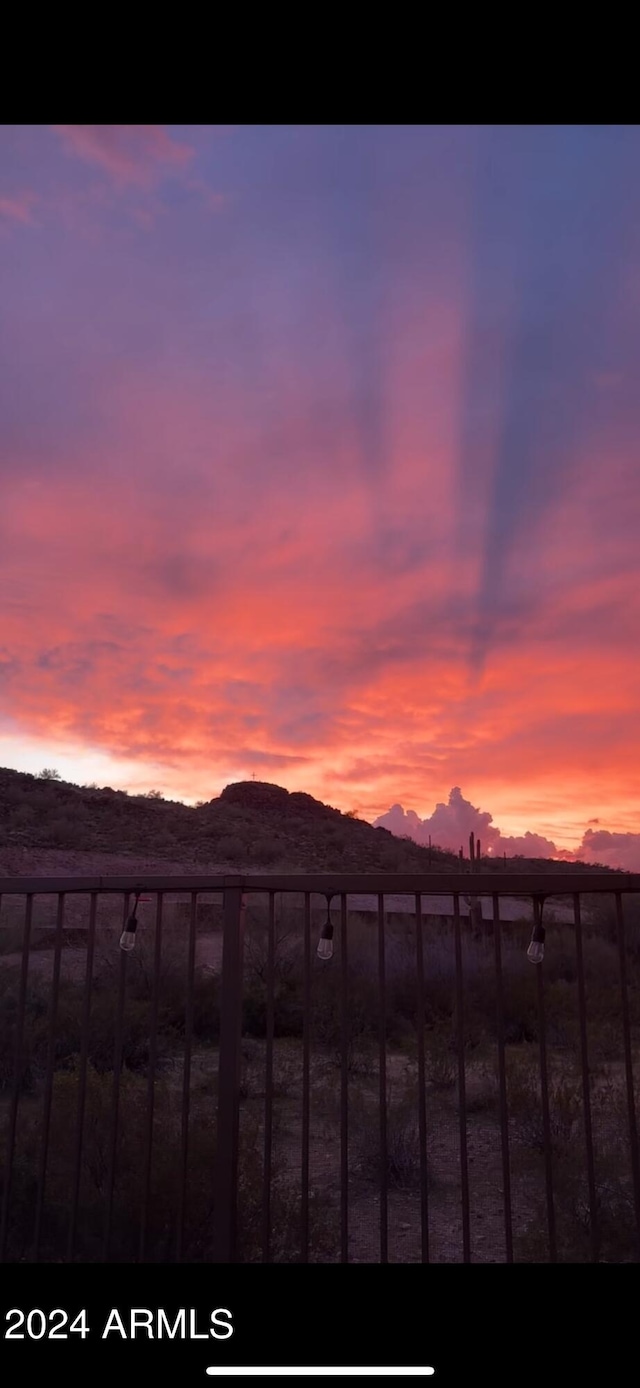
[3,404,639,859]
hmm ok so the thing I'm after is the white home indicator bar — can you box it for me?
[206,1371,435,1378]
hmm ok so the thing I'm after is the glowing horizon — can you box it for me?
[1,126,639,866]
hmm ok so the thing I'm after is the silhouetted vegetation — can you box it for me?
[1,891,638,1261]
[0,767,627,877]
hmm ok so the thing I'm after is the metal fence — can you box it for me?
[0,872,639,1263]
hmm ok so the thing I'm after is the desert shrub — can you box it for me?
[424,1031,458,1089]
[0,968,49,1090]
[234,1137,337,1264]
[505,1053,640,1261]
[0,966,156,1091]
[241,910,421,1048]
[350,1085,429,1190]
[385,1110,425,1187]
[318,823,342,843]
[151,831,179,852]
[379,846,402,871]
[95,925,190,1001]
[326,846,347,870]
[518,1146,637,1263]
[240,909,453,1048]
[41,815,86,848]
[327,1040,377,1079]
[93,928,221,1045]
[0,1064,335,1263]
[217,834,247,862]
[40,984,153,1077]
[242,908,303,1036]
[464,1061,502,1113]
[249,837,281,866]
[504,1049,585,1153]
[0,1065,209,1262]
[2,785,27,807]
[26,789,57,812]
[243,978,305,1039]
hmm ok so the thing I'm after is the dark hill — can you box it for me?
[0,766,625,877]
[0,767,456,874]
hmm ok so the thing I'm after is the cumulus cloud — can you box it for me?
[374,791,640,869]
[376,789,496,853]
[494,830,565,858]
[576,829,640,872]
[374,788,565,859]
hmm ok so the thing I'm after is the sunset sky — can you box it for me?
[1,126,639,866]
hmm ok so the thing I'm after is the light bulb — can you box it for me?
[119,917,138,952]
[527,907,545,965]
[317,904,334,962]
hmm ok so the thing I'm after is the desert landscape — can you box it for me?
[1,772,638,1262]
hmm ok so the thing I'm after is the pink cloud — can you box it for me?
[373,791,640,870]
[3,391,639,831]
[51,125,194,188]
[494,830,565,859]
[576,829,640,873]
[374,789,570,860]
[0,191,38,224]
[375,788,506,855]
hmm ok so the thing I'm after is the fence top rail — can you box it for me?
[0,871,638,896]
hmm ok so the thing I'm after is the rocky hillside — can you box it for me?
[0,767,623,878]
[0,768,457,876]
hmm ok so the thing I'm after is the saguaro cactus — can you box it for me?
[468,830,483,931]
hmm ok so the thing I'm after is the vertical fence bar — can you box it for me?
[300,892,311,1262]
[212,887,245,1262]
[340,892,349,1263]
[378,892,388,1263]
[453,892,471,1262]
[533,896,556,1262]
[176,891,197,1261]
[262,891,275,1262]
[573,893,599,1262]
[492,893,513,1262]
[0,894,33,1263]
[414,892,429,1263]
[615,892,640,1259]
[103,892,130,1262]
[139,891,163,1263]
[68,890,97,1261]
[33,891,66,1260]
